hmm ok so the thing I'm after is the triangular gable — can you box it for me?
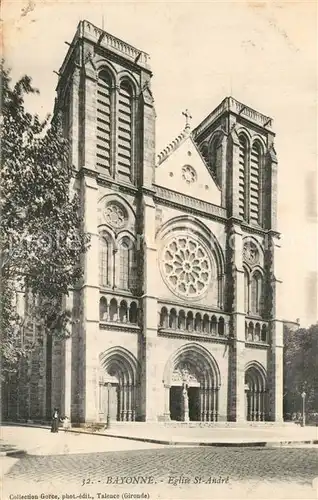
[155,136,221,205]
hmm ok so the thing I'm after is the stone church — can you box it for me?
[4,20,284,424]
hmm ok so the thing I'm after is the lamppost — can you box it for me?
[107,383,111,429]
[301,391,306,427]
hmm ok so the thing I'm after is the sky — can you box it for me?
[2,0,317,326]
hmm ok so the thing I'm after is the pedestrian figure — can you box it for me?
[62,415,70,432]
[51,407,59,433]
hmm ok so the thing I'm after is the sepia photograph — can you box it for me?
[0,1,317,499]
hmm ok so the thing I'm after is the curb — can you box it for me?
[0,449,27,457]
[67,432,318,447]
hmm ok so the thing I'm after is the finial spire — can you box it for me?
[182,109,192,129]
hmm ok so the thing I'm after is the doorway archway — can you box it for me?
[99,347,140,422]
[163,343,221,422]
[245,361,268,421]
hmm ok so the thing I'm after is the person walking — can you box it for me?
[51,408,60,433]
[62,415,70,431]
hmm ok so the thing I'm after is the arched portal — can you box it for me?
[99,347,140,422]
[245,361,268,421]
[163,343,221,422]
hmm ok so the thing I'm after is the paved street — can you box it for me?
[1,426,318,499]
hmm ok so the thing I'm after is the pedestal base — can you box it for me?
[183,411,189,422]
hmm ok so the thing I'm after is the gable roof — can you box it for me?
[156,125,191,167]
[155,127,221,205]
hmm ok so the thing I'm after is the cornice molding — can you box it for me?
[139,186,156,197]
[153,186,227,223]
[81,20,151,70]
[240,221,268,236]
[193,97,274,140]
[76,167,99,180]
[158,329,230,345]
[245,341,270,350]
[158,299,229,317]
[99,321,140,333]
[99,289,141,301]
[97,175,139,196]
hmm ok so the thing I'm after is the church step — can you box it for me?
[103,421,290,430]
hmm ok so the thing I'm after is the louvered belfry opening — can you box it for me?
[97,71,112,175]
[250,142,261,224]
[118,81,133,180]
[238,135,248,219]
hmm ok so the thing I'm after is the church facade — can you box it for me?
[4,20,284,424]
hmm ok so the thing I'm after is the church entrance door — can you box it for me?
[188,387,200,421]
[169,386,182,421]
[100,383,118,422]
[164,347,221,422]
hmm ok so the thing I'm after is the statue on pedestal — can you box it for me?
[182,383,189,422]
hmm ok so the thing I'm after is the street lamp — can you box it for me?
[301,391,306,427]
[107,383,111,429]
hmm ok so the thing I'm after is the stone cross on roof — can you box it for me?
[182,109,192,129]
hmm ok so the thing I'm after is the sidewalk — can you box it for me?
[2,421,318,450]
[0,424,167,456]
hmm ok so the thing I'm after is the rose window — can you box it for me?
[104,203,127,229]
[243,241,259,266]
[182,165,197,184]
[161,236,212,299]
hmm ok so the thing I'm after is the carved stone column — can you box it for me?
[200,388,204,421]
[118,383,123,421]
[163,385,171,421]
[127,384,132,422]
[215,387,220,422]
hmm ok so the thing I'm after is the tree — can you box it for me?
[0,64,90,376]
[283,323,318,419]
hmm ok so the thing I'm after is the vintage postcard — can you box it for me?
[1,1,317,500]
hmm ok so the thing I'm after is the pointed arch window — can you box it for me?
[250,271,263,315]
[119,238,130,290]
[129,242,138,291]
[238,134,248,219]
[97,71,113,175]
[99,235,111,287]
[250,141,262,224]
[118,237,137,291]
[118,81,133,181]
[244,268,250,313]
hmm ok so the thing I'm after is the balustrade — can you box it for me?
[158,305,228,338]
[99,294,139,326]
[245,319,268,343]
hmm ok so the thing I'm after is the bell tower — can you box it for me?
[53,20,156,422]
[193,97,277,229]
[193,98,283,423]
[55,19,156,187]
